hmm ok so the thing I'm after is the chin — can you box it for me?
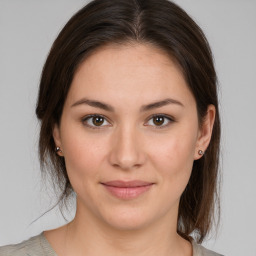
[99,205,158,231]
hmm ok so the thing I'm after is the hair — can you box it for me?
[36,0,220,243]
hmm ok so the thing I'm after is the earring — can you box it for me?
[55,147,62,153]
[198,150,204,156]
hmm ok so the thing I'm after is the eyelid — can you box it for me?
[144,114,175,129]
[82,114,111,129]
[81,113,175,130]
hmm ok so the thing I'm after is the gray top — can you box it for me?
[0,233,223,256]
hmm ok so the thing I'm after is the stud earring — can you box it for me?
[55,147,62,153]
[198,150,204,156]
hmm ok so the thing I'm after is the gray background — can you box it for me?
[0,1,256,255]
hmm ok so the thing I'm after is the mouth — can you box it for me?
[100,180,154,200]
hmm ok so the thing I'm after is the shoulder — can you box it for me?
[192,241,224,256]
[0,233,56,256]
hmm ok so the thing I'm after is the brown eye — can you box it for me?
[146,115,173,128]
[83,115,110,128]
[153,116,165,126]
[92,116,104,126]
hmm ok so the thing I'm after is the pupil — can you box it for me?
[93,116,104,126]
[153,116,164,125]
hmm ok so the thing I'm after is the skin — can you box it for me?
[45,42,215,256]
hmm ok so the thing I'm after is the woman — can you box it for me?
[0,0,223,255]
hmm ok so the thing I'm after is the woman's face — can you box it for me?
[53,43,214,230]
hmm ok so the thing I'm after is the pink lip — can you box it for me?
[101,180,154,200]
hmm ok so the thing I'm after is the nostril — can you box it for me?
[110,152,146,170]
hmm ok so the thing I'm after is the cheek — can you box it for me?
[147,128,197,191]
[149,131,196,169]
[60,127,109,192]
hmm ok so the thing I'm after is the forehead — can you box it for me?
[76,42,179,76]
[67,43,195,109]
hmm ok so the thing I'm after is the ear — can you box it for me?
[194,104,216,160]
[53,123,63,156]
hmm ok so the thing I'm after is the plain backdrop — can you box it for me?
[0,1,256,255]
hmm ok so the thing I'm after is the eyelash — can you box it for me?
[145,114,174,129]
[81,114,175,130]
[82,114,111,130]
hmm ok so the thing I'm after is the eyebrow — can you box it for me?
[141,98,184,111]
[71,98,184,112]
[71,98,115,111]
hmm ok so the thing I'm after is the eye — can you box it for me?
[145,114,174,128]
[82,115,111,129]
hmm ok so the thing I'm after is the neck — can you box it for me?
[59,202,192,256]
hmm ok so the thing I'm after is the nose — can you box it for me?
[109,126,146,170]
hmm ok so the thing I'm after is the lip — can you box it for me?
[101,180,154,200]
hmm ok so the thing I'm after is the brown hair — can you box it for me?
[36,0,220,243]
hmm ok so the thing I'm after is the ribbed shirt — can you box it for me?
[0,233,223,256]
